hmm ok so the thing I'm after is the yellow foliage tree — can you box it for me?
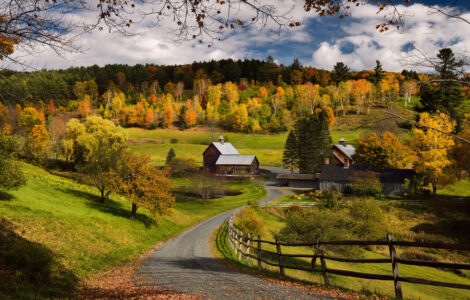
[25,124,52,161]
[232,104,248,132]
[18,107,43,134]
[163,104,174,128]
[412,112,456,197]
[183,107,197,127]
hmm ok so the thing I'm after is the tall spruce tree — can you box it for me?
[294,112,331,174]
[372,60,385,86]
[419,48,465,128]
[282,130,298,174]
[166,148,176,165]
[332,62,350,84]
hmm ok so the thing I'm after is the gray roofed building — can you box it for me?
[216,155,257,165]
[210,142,240,155]
[333,143,356,159]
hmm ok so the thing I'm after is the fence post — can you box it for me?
[235,229,239,255]
[275,235,285,276]
[238,232,243,261]
[316,235,330,286]
[257,234,262,271]
[246,233,251,266]
[228,219,232,249]
[388,233,403,300]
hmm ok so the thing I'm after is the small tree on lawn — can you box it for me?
[252,176,265,192]
[166,148,176,165]
[0,134,26,192]
[117,153,174,218]
[190,175,220,205]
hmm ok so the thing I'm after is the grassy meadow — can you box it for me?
[215,201,470,300]
[0,163,266,299]
[126,127,366,166]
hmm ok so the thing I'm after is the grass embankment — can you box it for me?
[214,197,470,300]
[126,127,365,166]
[0,163,265,299]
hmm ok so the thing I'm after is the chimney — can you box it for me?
[324,157,330,165]
[219,136,224,145]
[339,137,346,146]
[344,158,350,169]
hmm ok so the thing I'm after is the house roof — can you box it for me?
[215,155,257,166]
[333,143,356,159]
[276,174,319,180]
[210,142,240,155]
[319,164,415,183]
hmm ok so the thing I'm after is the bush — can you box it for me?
[324,188,341,208]
[235,207,265,237]
[351,170,382,197]
[169,157,198,176]
[170,138,178,144]
[148,123,157,130]
[247,199,259,209]
[350,199,386,240]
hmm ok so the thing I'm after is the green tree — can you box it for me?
[166,148,176,165]
[294,113,331,173]
[332,62,350,84]
[0,134,26,192]
[282,130,298,173]
[372,60,385,86]
[74,115,128,202]
[419,48,465,125]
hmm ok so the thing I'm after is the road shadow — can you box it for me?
[62,188,156,228]
[0,219,78,298]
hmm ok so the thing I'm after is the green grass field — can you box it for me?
[0,163,266,299]
[126,128,366,166]
[215,206,470,300]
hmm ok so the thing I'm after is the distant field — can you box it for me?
[126,128,366,166]
[0,163,265,298]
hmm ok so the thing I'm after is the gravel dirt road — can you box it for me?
[135,168,335,299]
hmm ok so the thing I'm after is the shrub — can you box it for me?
[324,188,341,208]
[350,199,386,240]
[235,207,265,237]
[148,123,157,130]
[169,157,198,176]
[170,138,178,144]
[351,170,382,197]
[247,199,259,209]
[279,207,358,256]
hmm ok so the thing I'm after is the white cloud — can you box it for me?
[309,4,470,72]
[4,1,470,72]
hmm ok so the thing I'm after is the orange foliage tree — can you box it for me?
[144,109,155,127]
[47,100,55,115]
[78,100,90,117]
[163,104,174,128]
[183,107,197,127]
[116,153,175,218]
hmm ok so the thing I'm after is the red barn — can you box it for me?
[203,136,259,175]
[331,137,355,168]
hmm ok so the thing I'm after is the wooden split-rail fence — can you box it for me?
[263,201,320,208]
[227,212,470,299]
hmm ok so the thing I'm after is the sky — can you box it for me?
[8,0,470,72]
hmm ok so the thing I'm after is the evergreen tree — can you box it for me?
[166,148,176,165]
[294,113,331,174]
[372,60,385,86]
[419,48,465,127]
[282,130,298,174]
[332,62,350,84]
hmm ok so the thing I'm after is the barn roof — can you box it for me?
[319,164,415,183]
[210,142,240,155]
[215,155,256,165]
[333,143,356,159]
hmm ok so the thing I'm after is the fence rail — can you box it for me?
[226,211,470,299]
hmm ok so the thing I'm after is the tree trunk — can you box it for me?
[99,189,106,203]
[131,203,138,218]
[432,183,437,198]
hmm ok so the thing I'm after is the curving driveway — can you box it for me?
[135,168,334,299]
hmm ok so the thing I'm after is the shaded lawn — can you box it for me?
[0,163,265,299]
